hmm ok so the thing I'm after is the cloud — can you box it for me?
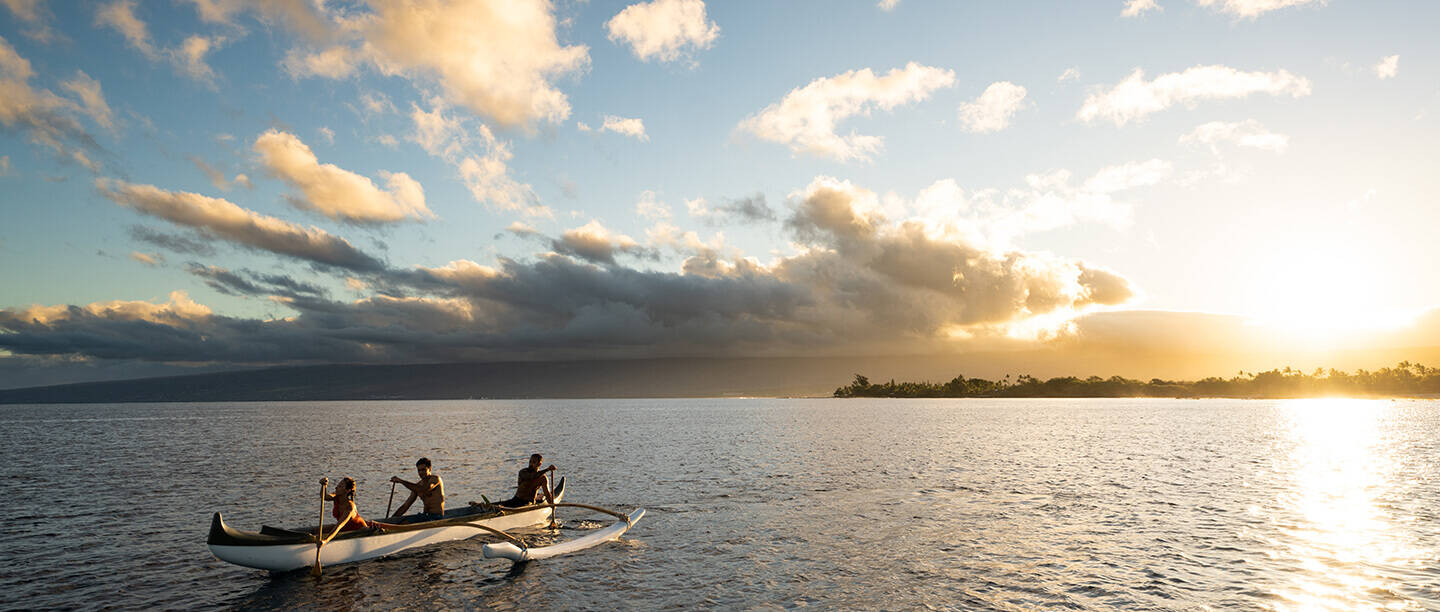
[2,0,57,42]
[180,0,333,42]
[737,62,956,162]
[779,176,1134,336]
[130,251,162,266]
[0,36,106,171]
[877,0,900,10]
[599,115,648,140]
[1082,159,1173,193]
[188,155,251,191]
[957,81,1027,133]
[552,220,653,265]
[0,170,1140,369]
[288,0,589,129]
[1194,0,1323,18]
[95,0,157,58]
[1078,65,1311,125]
[606,0,719,64]
[96,178,387,271]
[129,225,218,256]
[253,129,433,224]
[0,155,10,176]
[59,71,116,131]
[1058,67,1080,83]
[635,190,671,220]
[172,35,223,87]
[1375,55,1399,79]
[408,101,546,217]
[1180,119,1288,152]
[1121,0,1161,17]
[186,263,327,298]
[688,193,776,225]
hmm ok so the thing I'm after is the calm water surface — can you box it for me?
[1,398,1437,610]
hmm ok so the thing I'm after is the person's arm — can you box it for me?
[391,476,421,494]
[393,491,418,516]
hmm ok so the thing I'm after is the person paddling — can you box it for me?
[498,453,557,508]
[321,477,376,532]
[390,457,445,521]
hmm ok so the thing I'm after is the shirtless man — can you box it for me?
[391,457,445,521]
[498,453,556,508]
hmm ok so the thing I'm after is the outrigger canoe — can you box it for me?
[210,478,574,572]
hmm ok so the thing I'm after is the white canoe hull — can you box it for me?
[210,505,555,572]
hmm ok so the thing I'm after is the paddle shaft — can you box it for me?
[312,482,325,575]
[546,472,558,528]
[385,481,397,517]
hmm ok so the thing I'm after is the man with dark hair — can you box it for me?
[391,457,445,521]
[498,453,556,508]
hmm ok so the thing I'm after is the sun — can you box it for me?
[1239,239,1414,335]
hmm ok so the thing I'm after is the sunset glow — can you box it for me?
[1,1,1438,387]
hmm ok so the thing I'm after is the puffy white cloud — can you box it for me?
[253,129,433,224]
[95,0,157,58]
[290,0,589,129]
[957,81,1027,133]
[1058,67,1081,83]
[599,115,648,140]
[282,45,357,79]
[877,0,900,10]
[635,190,671,220]
[1180,119,1288,152]
[737,62,955,162]
[553,220,651,265]
[2,291,212,327]
[95,178,387,271]
[407,101,545,217]
[1375,55,1399,79]
[1194,0,1322,18]
[1078,65,1311,125]
[1121,0,1160,17]
[606,0,719,64]
[1083,159,1173,193]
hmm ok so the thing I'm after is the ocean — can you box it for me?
[1,398,1437,610]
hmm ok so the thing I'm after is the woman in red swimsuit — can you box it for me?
[321,477,374,531]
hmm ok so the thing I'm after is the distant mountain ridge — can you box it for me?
[0,358,869,403]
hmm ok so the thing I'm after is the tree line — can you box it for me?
[832,362,1440,399]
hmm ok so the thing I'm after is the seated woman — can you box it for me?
[322,477,376,532]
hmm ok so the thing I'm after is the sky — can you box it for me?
[2,0,1439,389]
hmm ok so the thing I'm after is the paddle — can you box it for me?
[545,471,558,529]
[312,479,326,576]
[385,481,397,518]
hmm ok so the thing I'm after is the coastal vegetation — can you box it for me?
[833,362,1440,399]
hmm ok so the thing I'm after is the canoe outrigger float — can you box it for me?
[208,478,645,572]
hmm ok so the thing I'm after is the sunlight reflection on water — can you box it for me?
[1271,399,1430,611]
